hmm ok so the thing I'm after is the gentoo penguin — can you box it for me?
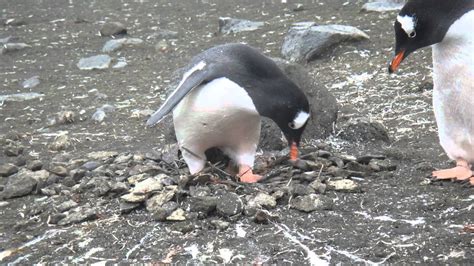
[147,43,310,183]
[389,0,474,185]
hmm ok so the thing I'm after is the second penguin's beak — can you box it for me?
[290,141,298,161]
[388,50,405,73]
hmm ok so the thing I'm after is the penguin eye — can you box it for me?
[288,122,296,129]
[408,31,416,38]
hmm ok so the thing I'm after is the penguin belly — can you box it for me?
[432,17,474,163]
[172,77,261,174]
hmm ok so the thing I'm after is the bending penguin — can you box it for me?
[147,43,310,183]
[389,0,474,185]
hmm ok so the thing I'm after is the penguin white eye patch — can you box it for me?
[289,111,310,129]
[397,15,417,38]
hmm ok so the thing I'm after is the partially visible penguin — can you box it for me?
[147,43,310,183]
[389,0,474,185]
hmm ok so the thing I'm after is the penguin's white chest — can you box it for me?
[172,77,261,173]
[432,10,474,162]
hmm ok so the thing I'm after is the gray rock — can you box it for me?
[49,134,71,151]
[290,194,325,212]
[21,76,40,89]
[188,196,218,214]
[132,176,164,195]
[0,163,18,177]
[112,58,127,69]
[0,92,44,103]
[110,182,128,194]
[290,183,315,196]
[248,192,277,209]
[0,43,31,54]
[151,201,179,221]
[362,0,405,12]
[57,200,79,212]
[0,201,10,208]
[120,201,141,214]
[102,38,143,52]
[218,17,264,34]
[70,169,86,182]
[3,18,26,26]
[58,207,98,225]
[145,186,177,212]
[309,179,327,194]
[49,165,68,177]
[77,54,112,70]
[4,144,23,157]
[166,208,186,221]
[0,36,13,44]
[88,151,118,160]
[282,23,369,62]
[28,169,50,183]
[1,173,37,199]
[369,159,397,172]
[48,213,66,224]
[356,155,386,164]
[216,192,243,217]
[327,179,360,192]
[100,22,127,36]
[339,117,390,143]
[82,161,101,171]
[91,109,106,122]
[27,160,43,171]
[210,219,230,230]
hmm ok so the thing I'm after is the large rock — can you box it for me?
[100,22,127,36]
[218,17,264,34]
[77,54,112,70]
[1,170,38,199]
[362,0,405,12]
[282,23,369,62]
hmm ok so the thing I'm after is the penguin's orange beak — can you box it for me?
[290,141,298,161]
[389,50,405,73]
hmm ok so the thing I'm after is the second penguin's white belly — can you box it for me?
[172,77,261,171]
[432,11,474,163]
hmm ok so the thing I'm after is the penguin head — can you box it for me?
[270,97,310,161]
[389,0,463,73]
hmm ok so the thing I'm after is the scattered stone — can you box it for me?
[49,134,71,151]
[290,183,315,196]
[88,151,118,160]
[130,109,154,119]
[57,200,79,212]
[369,159,397,172]
[3,18,27,26]
[120,201,141,214]
[166,208,186,221]
[248,192,277,209]
[40,187,57,196]
[58,207,98,225]
[81,161,101,171]
[102,38,143,52]
[145,186,177,212]
[0,36,13,43]
[345,161,372,172]
[188,196,218,214]
[218,17,264,34]
[4,144,23,157]
[51,111,75,125]
[49,165,68,177]
[28,169,50,183]
[362,0,404,12]
[339,118,390,143]
[151,201,179,221]
[100,22,127,36]
[216,192,243,217]
[282,23,369,62]
[309,179,327,194]
[110,182,128,194]
[1,174,37,199]
[77,54,112,70]
[62,176,76,187]
[21,76,40,89]
[88,178,111,196]
[48,213,66,224]
[0,163,18,177]
[210,219,230,230]
[14,156,26,167]
[0,92,44,103]
[0,43,31,54]
[0,201,10,208]
[70,169,86,182]
[290,194,325,212]
[327,179,360,192]
[91,104,116,122]
[293,3,305,12]
[254,209,279,224]
[357,155,386,164]
[27,160,43,171]
[132,176,165,195]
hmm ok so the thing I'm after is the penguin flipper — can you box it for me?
[146,60,215,126]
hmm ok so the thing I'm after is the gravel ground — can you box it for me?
[0,0,472,264]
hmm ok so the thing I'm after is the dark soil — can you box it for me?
[0,0,472,264]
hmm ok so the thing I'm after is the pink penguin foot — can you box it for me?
[237,165,262,183]
[432,160,473,185]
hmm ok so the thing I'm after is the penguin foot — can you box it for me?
[432,160,473,184]
[237,165,262,183]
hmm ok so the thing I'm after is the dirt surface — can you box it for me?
[0,0,472,264]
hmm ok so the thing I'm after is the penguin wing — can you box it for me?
[146,60,219,126]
